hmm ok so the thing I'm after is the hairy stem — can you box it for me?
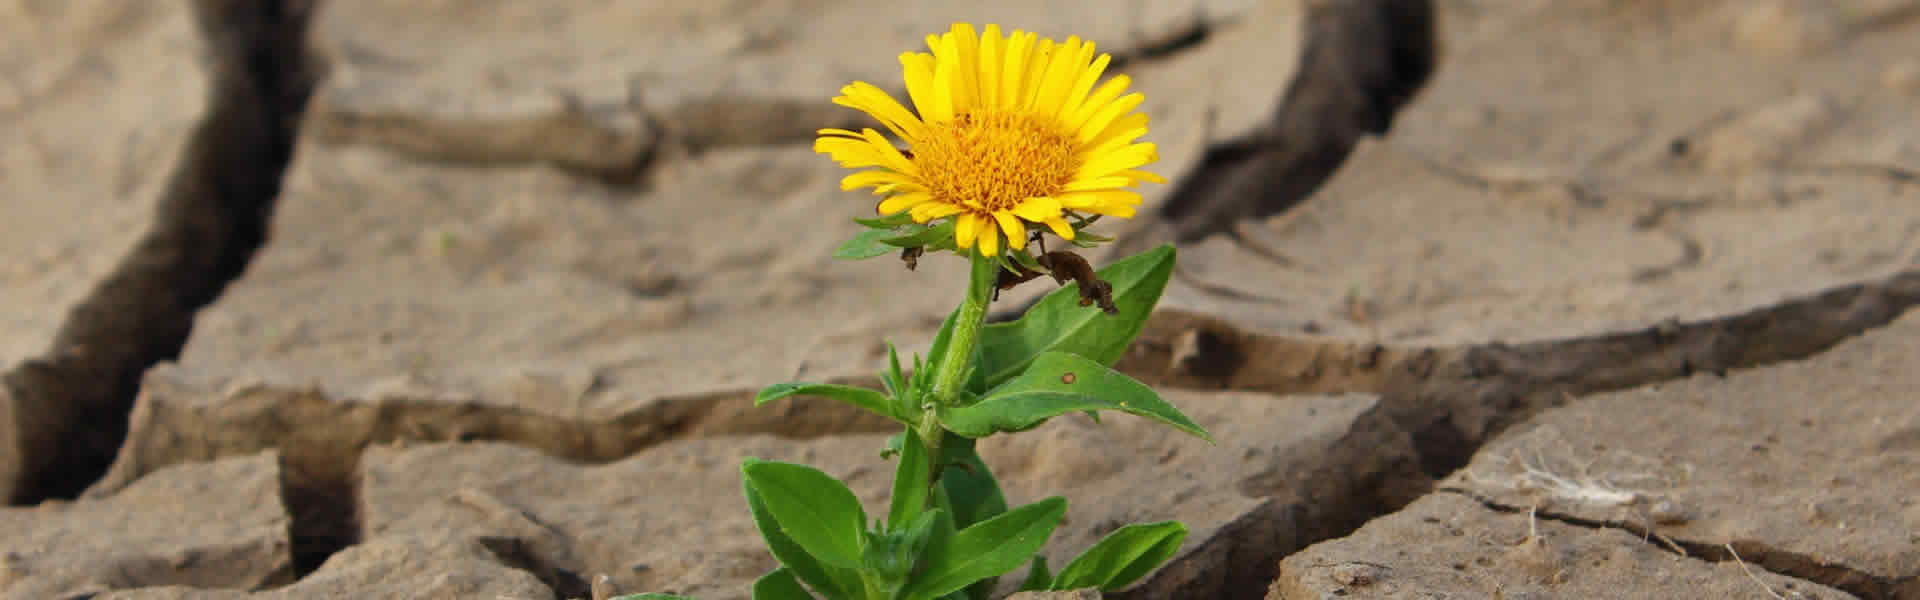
[929,250,998,407]
[919,249,998,502]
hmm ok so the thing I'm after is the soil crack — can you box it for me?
[1232,266,1920,598]
[991,0,1441,323]
[1440,488,1919,600]
[1140,0,1439,248]
[1111,266,1920,597]
[1395,267,1920,474]
[3,0,317,504]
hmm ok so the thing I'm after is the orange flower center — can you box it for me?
[912,110,1078,213]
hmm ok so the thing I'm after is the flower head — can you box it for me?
[817,23,1163,257]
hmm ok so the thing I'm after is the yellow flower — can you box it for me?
[817,23,1164,256]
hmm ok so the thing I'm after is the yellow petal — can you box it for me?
[1058,190,1142,211]
[1065,74,1131,132]
[874,180,928,195]
[901,52,938,118]
[911,202,965,223]
[994,210,1027,250]
[927,47,956,123]
[930,31,969,114]
[1085,203,1137,218]
[840,170,906,191]
[1058,50,1110,119]
[1031,36,1083,116]
[1000,31,1034,109]
[814,136,895,169]
[1062,175,1133,192]
[951,23,981,111]
[977,221,1001,256]
[955,212,979,248]
[1043,215,1076,239]
[1021,38,1055,109]
[834,82,925,141]
[878,192,933,214]
[859,128,919,176]
[1059,190,1142,218]
[1076,92,1146,144]
[978,24,1003,110]
[1009,196,1064,222]
[1076,142,1156,181]
[1120,169,1166,185]
[1082,112,1149,151]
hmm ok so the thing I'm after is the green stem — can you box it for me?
[916,249,998,500]
[929,249,998,407]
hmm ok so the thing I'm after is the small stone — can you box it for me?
[1648,499,1695,525]
[1883,60,1920,94]
[1729,0,1849,57]
[1330,562,1384,587]
[1693,93,1842,172]
[1503,535,1567,584]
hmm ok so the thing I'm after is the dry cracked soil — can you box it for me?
[3,0,1918,599]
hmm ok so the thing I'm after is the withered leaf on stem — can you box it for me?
[996,249,1118,314]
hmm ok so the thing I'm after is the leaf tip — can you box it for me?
[753,383,795,406]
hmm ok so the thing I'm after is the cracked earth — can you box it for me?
[3,0,1918,598]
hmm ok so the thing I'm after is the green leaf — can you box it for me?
[941,351,1212,442]
[887,429,933,530]
[1096,525,1187,592]
[929,435,1008,600]
[741,460,869,569]
[883,343,906,398]
[751,568,816,600]
[1018,555,1053,592]
[742,476,857,599]
[899,507,945,559]
[902,497,1068,599]
[976,245,1175,388]
[835,228,900,260]
[912,510,959,600]
[882,221,954,248]
[880,431,907,461]
[993,249,1024,278]
[1051,521,1188,592]
[922,306,990,399]
[921,306,963,388]
[1009,248,1048,274]
[756,383,902,423]
[855,212,918,228]
[934,436,1006,529]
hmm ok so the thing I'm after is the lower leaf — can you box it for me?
[901,497,1067,599]
[741,460,869,568]
[1051,521,1188,592]
[935,436,1006,529]
[756,383,904,424]
[743,469,860,598]
[752,568,817,600]
[1018,555,1053,592]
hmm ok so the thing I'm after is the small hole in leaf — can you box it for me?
[1060,372,1077,384]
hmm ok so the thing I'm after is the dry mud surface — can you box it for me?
[3,0,1918,599]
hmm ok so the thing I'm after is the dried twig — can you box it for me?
[1726,543,1787,600]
